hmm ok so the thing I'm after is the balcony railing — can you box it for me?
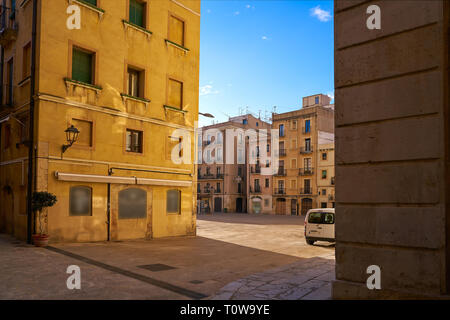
[0,6,18,46]
[215,189,222,194]
[299,168,314,176]
[302,127,312,134]
[274,188,285,195]
[300,188,312,195]
[198,173,224,180]
[279,149,287,157]
[274,168,287,176]
[250,186,262,194]
[251,166,261,174]
[300,146,313,154]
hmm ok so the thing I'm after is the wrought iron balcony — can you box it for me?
[250,186,262,194]
[279,148,287,157]
[299,168,314,176]
[274,188,285,195]
[0,6,17,46]
[300,187,312,195]
[300,146,313,154]
[274,168,287,176]
[251,166,261,174]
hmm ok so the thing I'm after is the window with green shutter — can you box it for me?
[129,0,145,27]
[82,0,97,6]
[72,48,93,84]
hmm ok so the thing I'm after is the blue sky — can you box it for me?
[198,0,334,126]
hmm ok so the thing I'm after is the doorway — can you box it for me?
[291,199,298,216]
[301,198,313,216]
[276,198,286,215]
[214,197,222,212]
[236,197,243,213]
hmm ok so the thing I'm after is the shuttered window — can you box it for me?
[129,0,145,27]
[72,48,93,84]
[83,0,97,6]
[168,78,183,109]
[168,15,184,46]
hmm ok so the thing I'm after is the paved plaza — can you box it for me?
[0,213,334,300]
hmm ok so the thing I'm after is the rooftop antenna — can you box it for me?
[246,106,249,115]
[258,110,261,119]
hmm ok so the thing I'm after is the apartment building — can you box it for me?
[0,0,200,242]
[272,94,334,215]
[197,114,271,214]
[316,143,335,209]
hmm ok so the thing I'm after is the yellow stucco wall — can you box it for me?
[1,0,200,242]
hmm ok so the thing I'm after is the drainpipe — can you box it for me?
[106,168,111,241]
[26,0,38,244]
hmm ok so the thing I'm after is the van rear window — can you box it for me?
[308,212,335,224]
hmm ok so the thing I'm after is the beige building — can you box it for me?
[334,0,450,298]
[197,114,271,213]
[272,94,334,215]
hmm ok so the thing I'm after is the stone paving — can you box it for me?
[211,250,335,300]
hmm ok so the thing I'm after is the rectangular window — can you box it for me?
[216,182,221,192]
[126,129,143,153]
[72,119,93,147]
[304,158,312,170]
[279,124,285,137]
[264,199,269,207]
[291,158,297,169]
[315,96,319,104]
[72,47,94,84]
[3,124,11,149]
[167,190,181,214]
[18,114,29,143]
[267,144,270,152]
[321,202,327,208]
[322,189,327,195]
[127,67,144,98]
[292,120,297,130]
[168,15,185,46]
[6,58,13,106]
[265,179,269,188]
[322,170,327,179]
[168,78,183,109]
[291,180,296,189]
[129,0,145,27]
[305,138,311,151]
[22,42,31,79]
[322,152,327,160]
[305,119,311,133]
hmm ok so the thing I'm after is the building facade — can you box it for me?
[0,0,200,242]
[272,94,334,215]
[197,114,272,214]
[316,143,335,209]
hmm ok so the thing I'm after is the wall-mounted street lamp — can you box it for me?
[62,125,80,154]
[199,112,215,118]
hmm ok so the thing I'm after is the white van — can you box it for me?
[304,208,335,245]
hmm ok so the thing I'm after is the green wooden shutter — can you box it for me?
[129,0,144,27]
[82,0,97,6]
[72,48,93,84]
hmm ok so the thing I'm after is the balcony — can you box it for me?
[302,127,312,134]
[279,149,287,157]
[328,194,335,201]
[198,174,224,180]
[0,6,18,46]
[250,186,262,194]
[274,188,285,195]
[300,146,313,154]
[300,188,313,195]
[215,188,222,194]
[299,168,314,176]
[274,168,287,176]
[251,166,261,174]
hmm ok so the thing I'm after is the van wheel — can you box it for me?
[306,240,315,245]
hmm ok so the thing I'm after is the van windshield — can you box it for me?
[308,212,335,224]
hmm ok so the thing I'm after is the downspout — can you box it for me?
[26,0,38,244]
[106,168,111,241]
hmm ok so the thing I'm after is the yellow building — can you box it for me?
[272,94,334,215]
[0,0,200,242]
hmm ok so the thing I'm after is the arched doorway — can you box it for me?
[301,198,313,216]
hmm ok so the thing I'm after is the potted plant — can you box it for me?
[32,191,57,247]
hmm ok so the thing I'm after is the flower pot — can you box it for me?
[32,234,49,247]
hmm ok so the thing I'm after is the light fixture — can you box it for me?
[199,112,215,118]
[62,125,80,154]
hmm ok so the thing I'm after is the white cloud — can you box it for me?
[261,36,268,40]
[327,92,335,101]
[246,4,251,9]
[200,85,220,96]
[234,11,240,16]
[310,6,332,22]
[207,9,211,14]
